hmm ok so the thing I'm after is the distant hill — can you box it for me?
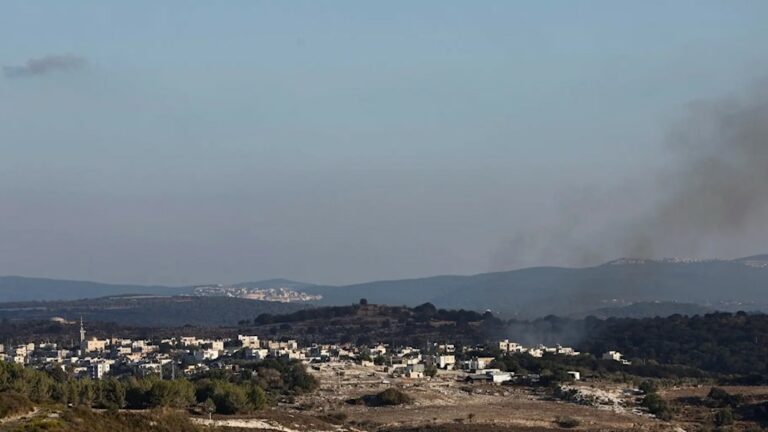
[577,301,714,319]
[0,295,308,326]
[4,255,768,319]
[242,302,492,346]
[0,276,313,303]
[304,257,768,318]
[0,276,188,302]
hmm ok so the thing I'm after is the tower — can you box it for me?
[79,316,86,346]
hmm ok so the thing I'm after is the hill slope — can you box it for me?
[4,256,768,318]
[305,257,768,318]
[0,295,308,326]
[0,276,189,301]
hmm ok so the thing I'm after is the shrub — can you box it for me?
[714,407,734,427]
[707,387,744,408]
[375,388,412,406]
[555,416,580,428]
[322,412,348,424]
[352,388,413,407]
[641,393,671,420]
[209,382,250,415]
[638,380,658,394]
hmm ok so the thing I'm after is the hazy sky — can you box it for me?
[2,1,768,286]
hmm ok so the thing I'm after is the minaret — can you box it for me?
[79,316,86,346]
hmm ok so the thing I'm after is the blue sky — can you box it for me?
[1,1,767,285]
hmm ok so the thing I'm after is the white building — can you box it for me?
[194,349,220,361]
[468,357,495,370]
[567,371,581,381]
[238,335,260,348]
[436,355,456,369]
[87,362,110,380]
[205,340,224,351]
[83,339,108,353]
[245,348,269,361]
[499,340,524,353]
[489,370,513,384]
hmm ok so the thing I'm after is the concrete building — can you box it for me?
[238,335,260,348]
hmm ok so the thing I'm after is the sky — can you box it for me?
[1,1,768,286]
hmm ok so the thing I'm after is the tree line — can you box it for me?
[0,357,317,418]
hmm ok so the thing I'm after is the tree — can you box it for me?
[359,298,368,305]
[638,380,658,394]
[641,393,671,420]
[247,385,267,410]
[424,365,438,378]
[714,407,734,427]
[374,388,412,406]
[202,398,216,420]
[212,383,250,414]
[126,377,152,409]
[98,378,126,409]
[148,379,195,408]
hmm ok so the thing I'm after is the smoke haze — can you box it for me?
[494,82,768,269]
[631,85,768,258]
[3,54,87,78]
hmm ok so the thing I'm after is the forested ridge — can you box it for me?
[578,312,768,376]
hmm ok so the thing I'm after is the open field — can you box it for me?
[286,362,667,431]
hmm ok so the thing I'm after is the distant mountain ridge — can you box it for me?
[3,255,768,318]
[302,256,768,317]
[0,276,188,302]
[0,276,312,303]
[0,295,307,326]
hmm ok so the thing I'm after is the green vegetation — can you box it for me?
[5,407,201,432]
[0,357,315,416]
[375,388,413,406]
[194,379,265,414]
[707,387,744,408]
[0,391,34,419]
[641,393,671,420]
[579,312,768,377]
[349,388,413,407]
[638,380,658,394]
[554,416,580,428]
[485,312,768,382]
[714,407,734,427]
[424,364,438,378]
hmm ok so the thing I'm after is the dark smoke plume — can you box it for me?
[495,83,768,269]
[626,87,768,258]
[3,54,87,78]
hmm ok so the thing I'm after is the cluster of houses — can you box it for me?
[0,319,627,384]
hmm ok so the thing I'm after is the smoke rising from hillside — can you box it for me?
[628,85,768,259]
[495,83,768,269]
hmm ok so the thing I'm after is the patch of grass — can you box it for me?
[0,392,34,419]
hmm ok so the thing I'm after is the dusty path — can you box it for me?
[190,416,362,432]
[191,417,299,431]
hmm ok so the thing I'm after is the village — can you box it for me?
[3,319,763,431]
[0,319,630,385]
